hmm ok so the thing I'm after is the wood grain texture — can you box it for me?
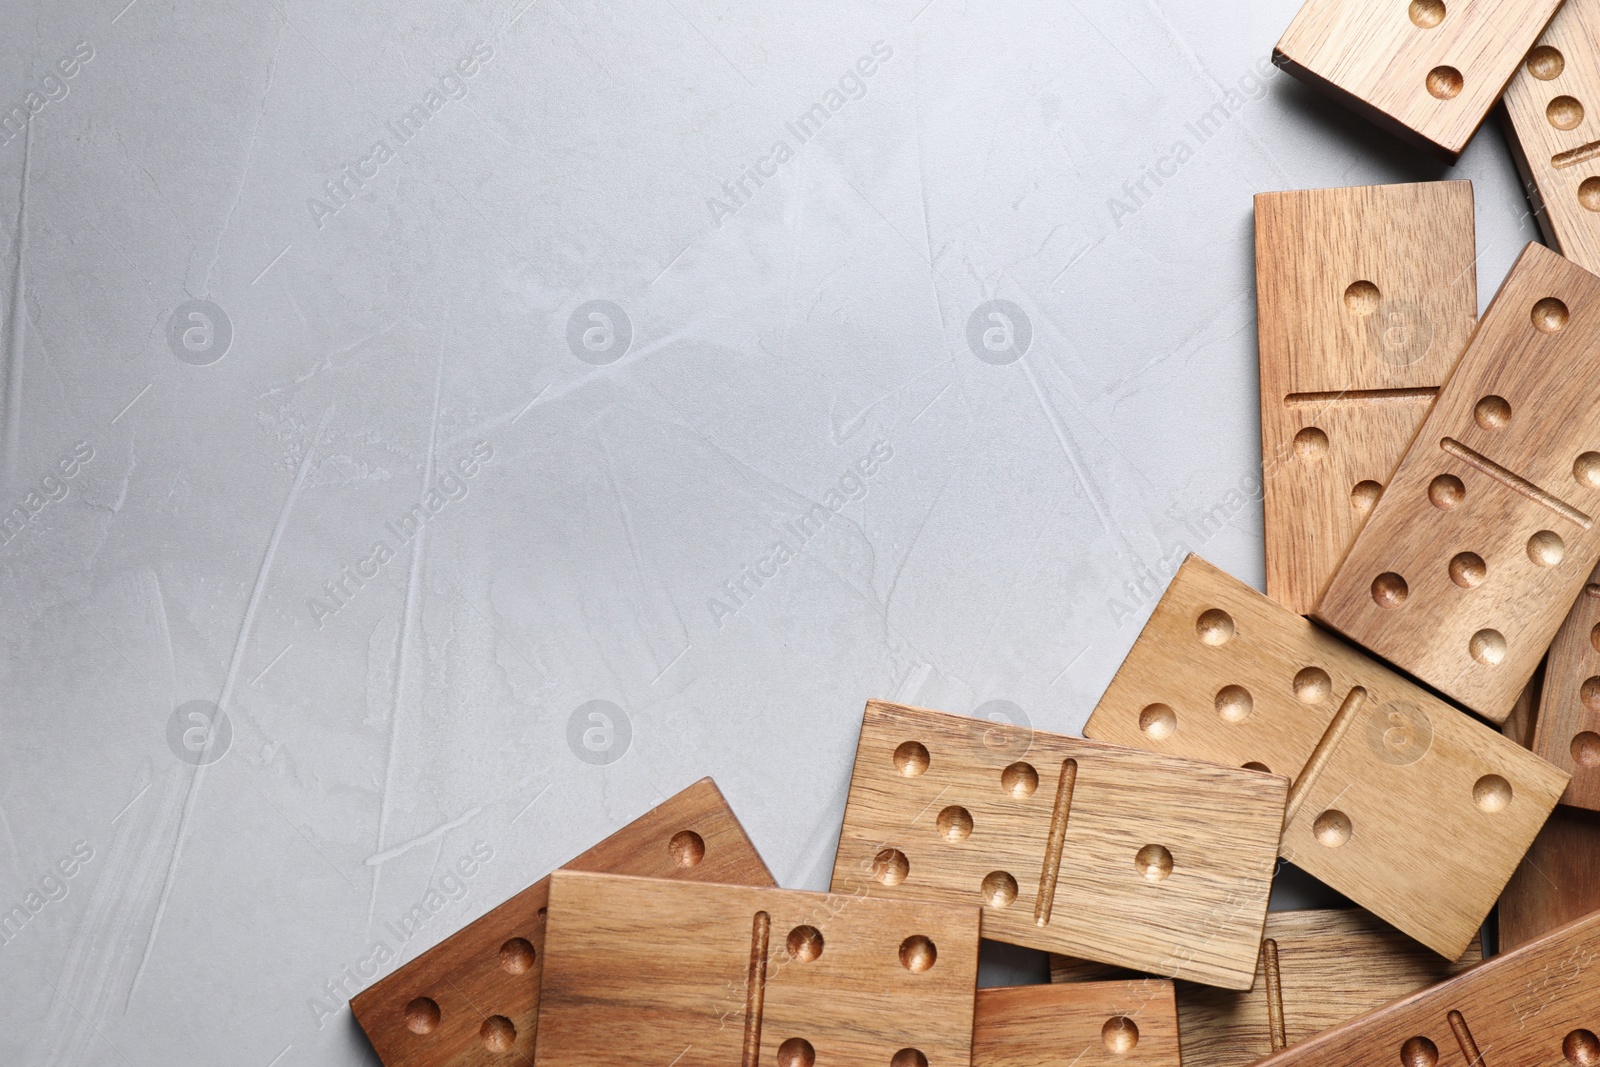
[1503,0,1600,275]
[351,778,774,1067]
[1255,182,1476,614]
[1086,554,1567,958]
[974,981,1180,1067]
[830,700,1287,989]
[1247,907,1600,1066]
[1316,241,1600,723]
[1050,909,1480,1067]
[1499,668,1600,951]
[1532,565,1600,809]
[535,871,979,1067]
[1273,0,1564,159]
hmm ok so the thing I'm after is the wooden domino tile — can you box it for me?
[535,871,979,1067]
[830,700,1287,989]
[1316,241,1600,723]
[1530,566,1600,810]
[1248,908,1600,1066]
[1503,0,1600,275]
[1050,909,1480,1067]
[1273,0,1564,160]
[1255,181,1476,614]
[1086,554,1567,959]
[350,778,774,1067]
[974,981,1180,1067]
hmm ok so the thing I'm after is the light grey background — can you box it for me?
[0,0,1538,1064]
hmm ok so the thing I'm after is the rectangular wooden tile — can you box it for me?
[1052,909,1479,1067]
[1273,0,1564,160]
[535,871,979,1067]
[1248,908,1600,1066]
[1316,241,1600,723]
[974,981,1179,1067]
[1086,554,1567,959]
[351,778,775,1067]
[1255,181,1476,614]
[1531,566,1600,810]
[831,700,1287,989]
[1504,0,1600,275]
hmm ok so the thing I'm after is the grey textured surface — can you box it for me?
[0,0,1540,1063]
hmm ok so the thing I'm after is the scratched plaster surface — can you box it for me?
[0,0,1539,1063]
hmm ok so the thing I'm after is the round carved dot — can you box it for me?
[899,935,937,973]
[1001,761,1039,798]
[1408,0,1446,27]
[894,740,930,777]
[1529,44,1565,79]
[1216,684,1253,723]
[1534,296,1571,333]
[936,805,973,843]
[1474,774,1512,813]
[778,1037,816,1067]
[1567,1029,1600,1066]
[891,1050,929,1067]
[1576,452,1600,488]
[1196,608,1236,645]
[1243,761,1272,773]
[1427,65,1463,99]
[1352,480,1383,514]
[499,937,536,975]
[1135,844,1174,881]
[1593,622,1600,654]
[1449,551,1486,588]
[405,997,441,1035]
[1529,530,1566,567]
[1429,473,1465,509]
[1313,809,1352,847]
[668,830,705,868]
[1103,1016,1140,1053]
[1344,279,1381,314]
[1469,628,1508,666]
[873,848,910,886]
[786,925,824,962]
[1474,395,1511,430]
[1371,572,1409,608]
[1139,703,1177,740]
[1294,426,1329,460]
[481,1016,516,1053]
[1401,1035,1439,1067]
[1550,95,1587,130]
[981,870,1019,907]
[1574,732,1600,768]
[1582,177,1600,212]
[1293,667,1331,704]
[1583,677,1600,713]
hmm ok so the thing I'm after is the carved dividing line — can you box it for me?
[1553,139,1600,169]
[1447,1009,1485,1065]
[1035,759,1078,927]
[1441,438,1593,529]
[1285,687,1367,825]
[742,911,770,1067]
[1283,387,1438,405]
[1262,938,1287,1052]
